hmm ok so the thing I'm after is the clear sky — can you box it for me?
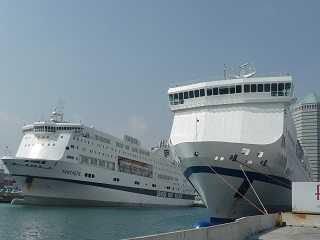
[0,0,319,153]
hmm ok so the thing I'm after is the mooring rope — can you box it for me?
[207,164,267,215]
[240,164,268,214]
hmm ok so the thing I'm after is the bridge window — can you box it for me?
[194,90,200,98]
[251,84,257,92]
[285,82,291,90]
[207,88,212,96]
[183,91,189,99]
[244,84,250,93]
[212,88,218,95]
[258,84,263,92]
[236,85,242,93]
[264,84,270,92]
[178,92,184,104]
[278,83,284,96]
[285,82,291,96]
[230,86,235,94]
[200,89,205,97]
[271,83,277,96]
[189,91,194,98]
[169,94,173,103]
[219,87,229,95]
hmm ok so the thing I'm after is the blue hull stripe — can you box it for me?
[12,174,195,200]
[184,166,291,189]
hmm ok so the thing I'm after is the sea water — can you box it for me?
[0,204,209,240]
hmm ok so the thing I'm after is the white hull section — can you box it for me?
[3,158,194,207]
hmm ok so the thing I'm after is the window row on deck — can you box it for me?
[169,82,292,105]
[27,125,83,133]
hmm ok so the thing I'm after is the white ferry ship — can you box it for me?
[168,65,311,221]
[1,111,196,206]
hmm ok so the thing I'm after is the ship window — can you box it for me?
[99,160,105,167]
[189,91,194,98]
[183,91,189,99]
[236,85,242,93]
[200,89,205,97]
[285,82,291,90]
[174,93,178,100]
[251,84,257,92]
[152,184,156,187]
[207,88,212,96]
[194,90,200,97]
[278,83,284,96]
[219,87,229,95]
[169,94,173,103]
[244,84,250,93]
[90,158,97,166]
[178,92,183,100]
[134,181,140,185]
[230,86,235,94]
[264,84,270,92]
[271,83,277,96]
[258,84,263,92]
[212,88,218,95]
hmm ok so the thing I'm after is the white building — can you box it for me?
[293,93,320,181]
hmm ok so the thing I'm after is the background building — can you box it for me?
[293,93,320,181]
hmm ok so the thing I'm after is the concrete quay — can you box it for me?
[128,213,279,240]
[249,226,320,240]
[127,212,320,240]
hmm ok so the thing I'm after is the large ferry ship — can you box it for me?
[168,65,311,220]
[1,111,196,206]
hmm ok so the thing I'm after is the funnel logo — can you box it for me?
[315,184,320,200]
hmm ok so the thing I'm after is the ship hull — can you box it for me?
[2,157,194,207]
[172,139,295,219]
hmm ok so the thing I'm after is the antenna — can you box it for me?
[239,63,256,78]
[224,64,227,80]
[50,99,66,122]
[224,63,256,79]
[56,99,65,115]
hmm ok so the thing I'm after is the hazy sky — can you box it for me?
[0,0,319,154]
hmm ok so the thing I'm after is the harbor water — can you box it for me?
[0,204,208,240]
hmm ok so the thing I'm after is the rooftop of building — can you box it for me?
[300,92,320,104]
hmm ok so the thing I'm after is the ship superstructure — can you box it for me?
[2,111,195,206]
[168,69,311,220]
